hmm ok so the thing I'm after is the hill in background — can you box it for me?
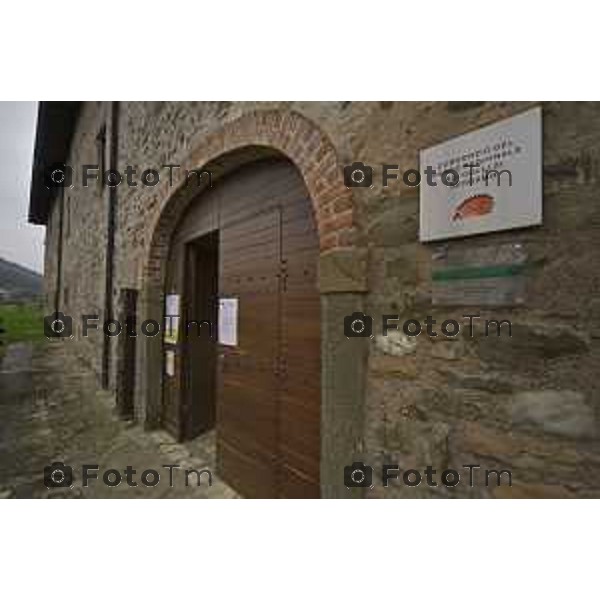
[0,257,42,302]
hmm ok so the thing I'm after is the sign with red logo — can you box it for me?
[419,107,542,241]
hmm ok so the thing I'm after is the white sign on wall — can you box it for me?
[419,107,542,241]
[218,298,238,346]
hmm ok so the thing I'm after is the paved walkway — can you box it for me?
[0,341,238,498]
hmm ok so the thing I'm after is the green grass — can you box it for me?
[0,303,45,346]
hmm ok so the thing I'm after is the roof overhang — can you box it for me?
[28,101,81,225]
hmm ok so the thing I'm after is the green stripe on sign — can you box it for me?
[432,264,526,281]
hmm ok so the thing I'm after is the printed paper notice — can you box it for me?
[164,294,180,344]
[166,294,180,317]
[218,298,238,346]
[165,350,175,377]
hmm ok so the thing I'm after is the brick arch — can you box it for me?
[145,110,360,279]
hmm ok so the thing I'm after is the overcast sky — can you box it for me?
[0,101,42,273]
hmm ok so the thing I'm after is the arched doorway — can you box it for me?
[137,110,369,498]
[162,158,321,498]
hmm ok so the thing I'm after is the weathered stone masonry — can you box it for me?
[37,101,600,498]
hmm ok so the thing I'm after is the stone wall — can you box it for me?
[48,102,110,379]
[46,101,600,497]
[360,101,600,498]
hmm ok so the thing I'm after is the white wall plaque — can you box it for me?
[419,107,542,241]
[218,298,238,346]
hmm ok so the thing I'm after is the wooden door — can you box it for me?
[216,160,321,498]
[279,193,321,498]
[166,158,321,497]
[217,208,282,498]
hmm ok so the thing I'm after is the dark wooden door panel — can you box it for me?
[218,438,277,499]
[184,233,219,440]
[279,178,321,498]
[218,207,281,498]
[280,462,320,499]
[116,288,137,418]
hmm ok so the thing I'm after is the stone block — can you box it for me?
[511,390,595,439]
[369,355,417,378]
[439,366,516,394]
[477,321,589,366]
[319,248,368,293]
[373,329,417,356]
[428,339,464,361]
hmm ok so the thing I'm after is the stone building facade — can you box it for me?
[30,101,600,498]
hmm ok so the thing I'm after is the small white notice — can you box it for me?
[419,107,542,241]
[164,293,180,344]
[218,298,238,346]
[165,294,180,317]
[165,350,175,377]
